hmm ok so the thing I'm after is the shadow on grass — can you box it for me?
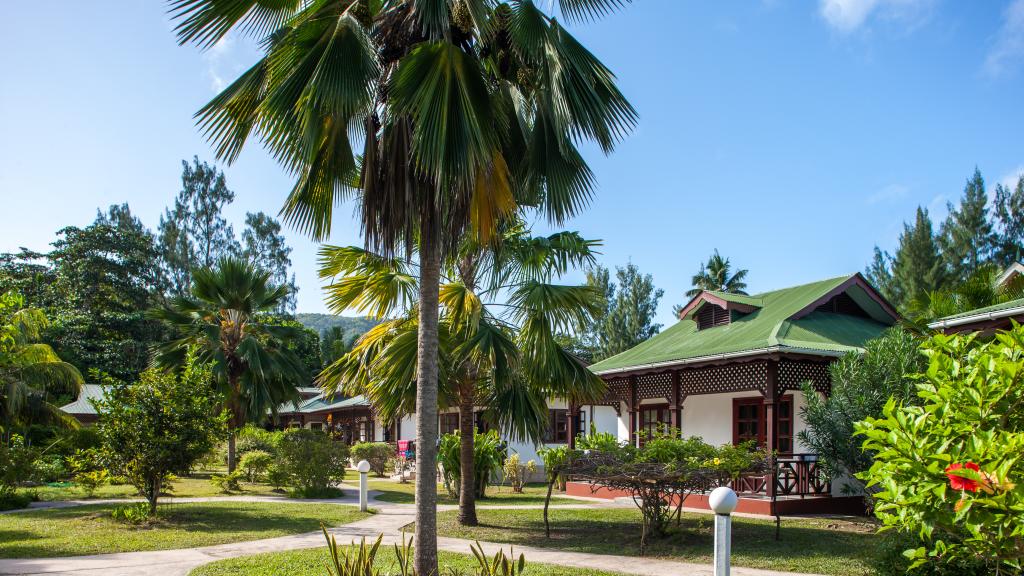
[0,502,365,559]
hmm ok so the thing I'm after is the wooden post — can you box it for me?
[764,360,779,498]
[670,371,681,435]
[567,402,577,449]
[629,375,638,447]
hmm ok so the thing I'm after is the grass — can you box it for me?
[432,508,881,576]
[366,480,576,505]
[189,546,626,576]
[0,501,370,558]
[21,475,285,502]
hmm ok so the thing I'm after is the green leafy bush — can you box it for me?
[95,358,226,513]
[31,454,68,483]
[349,442,392,477]
[857,327,1024,573]
[438,430,503,499]
[0,491,33,512]
[277,428,348,498]
[110,502,151,524]
[321,530,527,576]
[265,463,290,491]
[872,532,990,576]
[501,453,536,493]
[0,434,36,499]
[238,450,273,482]
[210,471,243,493]
[236,425,282,457]
[536,445,570,491]
[74,469,109,497]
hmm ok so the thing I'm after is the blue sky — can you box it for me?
[2,1,1023,329]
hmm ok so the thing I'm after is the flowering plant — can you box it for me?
[856,326,1024,573]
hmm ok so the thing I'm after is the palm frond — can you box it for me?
[319,245,418,317]
[169,0,306,49]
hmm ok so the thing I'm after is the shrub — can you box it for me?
[536,445,570,491]
[872,532,990,576]
[265,463,290,491]
[74,469,109,497]
[31,454,68,483]
[349,442,392,477]
[238,450,273,482]
[95,358,226,514]
[236,426,282,457]
[0,491,33,512]
[210,471,243,493]
[110,502,151,524]
[277,428,348,497]
[857,327,1024,573]
[800,327,925,497]
[438,430,503,499]
[0,434,36,498]
[502,453,537,493]
[322,531,527,576]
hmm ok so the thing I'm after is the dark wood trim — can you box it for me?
[676,291,759,320]
[596,351,839,380]
[790,273,900,323]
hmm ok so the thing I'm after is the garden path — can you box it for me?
[0,489,819,576]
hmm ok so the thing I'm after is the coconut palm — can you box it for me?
[318,222,604,525]
[169,2,633,571]
[150,257,307,472]
[687,250,748,297]
[907,263,1024,330]
[0,291,83,433]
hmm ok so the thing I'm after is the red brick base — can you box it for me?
[565,481,866,516]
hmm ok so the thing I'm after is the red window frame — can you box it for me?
[638,404,672,445]
[439,413,459,435]
[731,395,794,454]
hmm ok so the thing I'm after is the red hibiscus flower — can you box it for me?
[945,462,980,492]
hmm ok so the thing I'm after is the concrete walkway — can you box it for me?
[0,491,820,576]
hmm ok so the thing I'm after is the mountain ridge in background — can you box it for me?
[294,313,379,339]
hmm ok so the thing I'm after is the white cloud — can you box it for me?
[203,35,235,93]
[819,0,932,33]
[867,183,910,205]
[999,165,1024,190]
[985,0,1024,77]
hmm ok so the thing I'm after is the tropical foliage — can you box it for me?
[318,223,605,525]
[438,429,504,499]
[151,257,307,471]
[798,327,925,497]
[95,359,225,514]
[276,428,349,498]
[685,249,749,298]
[350,441,393,477]
[856,326,1024,573]
[907,263,1024,327]
[169,0,635,569]
[0,290,83,432]
[582,263,664,362]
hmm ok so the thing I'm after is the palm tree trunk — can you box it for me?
[457,396,478,526]
[227,430,237,473]
[414,208,440,576]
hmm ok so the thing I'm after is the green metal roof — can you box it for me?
[297,394,370,414]
[703,291,763,308]
[60,384,107,415]
[590,274,896,375]
[931,297,1024,323]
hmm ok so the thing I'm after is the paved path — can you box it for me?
[0,491,820,576]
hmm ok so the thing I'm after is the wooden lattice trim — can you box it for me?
[778,360,831,393]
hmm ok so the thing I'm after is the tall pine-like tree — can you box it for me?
[241,212,297,314]
[940,168,995,282]
[586,263,664,362]
[993,174,1024,266]
[891,207,948,311]
[158,157,239,295]
[864,246,897,305]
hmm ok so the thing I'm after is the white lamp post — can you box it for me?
[709,486,738,576]
[356,459,371,512]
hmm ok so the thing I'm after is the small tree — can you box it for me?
[798,327,925,497]
[277,428,349,498]
[350,442,392,478]
[238,450,273,483]
[857,326,1024,573]
[95,359,225,514]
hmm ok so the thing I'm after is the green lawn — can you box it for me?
[366,480,576,505]
[21,476,283,502]
[0,502,370,558]
[433,508,880,576]
[190,546,626,576]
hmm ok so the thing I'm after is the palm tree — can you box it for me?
[151,257,307,472]
[169,2,633,571]
[908,263,1024,330]
[0,291,83,433]
[319,222,604,525]
[687,250,749,297]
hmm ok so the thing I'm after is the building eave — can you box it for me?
[927,305,1024,330]
[591,345,848,377]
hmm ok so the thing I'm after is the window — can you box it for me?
[474,411,492,434]
[576,409,587,437]
[439,413,460,435]
[309,422,323,431]
[732,395,794,454]
[638,405,671,443]
[696,304,731,330]
[545,410,569,443]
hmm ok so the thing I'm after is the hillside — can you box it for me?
[294,313,379,338]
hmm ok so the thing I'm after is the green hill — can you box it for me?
[294,313,378,339]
